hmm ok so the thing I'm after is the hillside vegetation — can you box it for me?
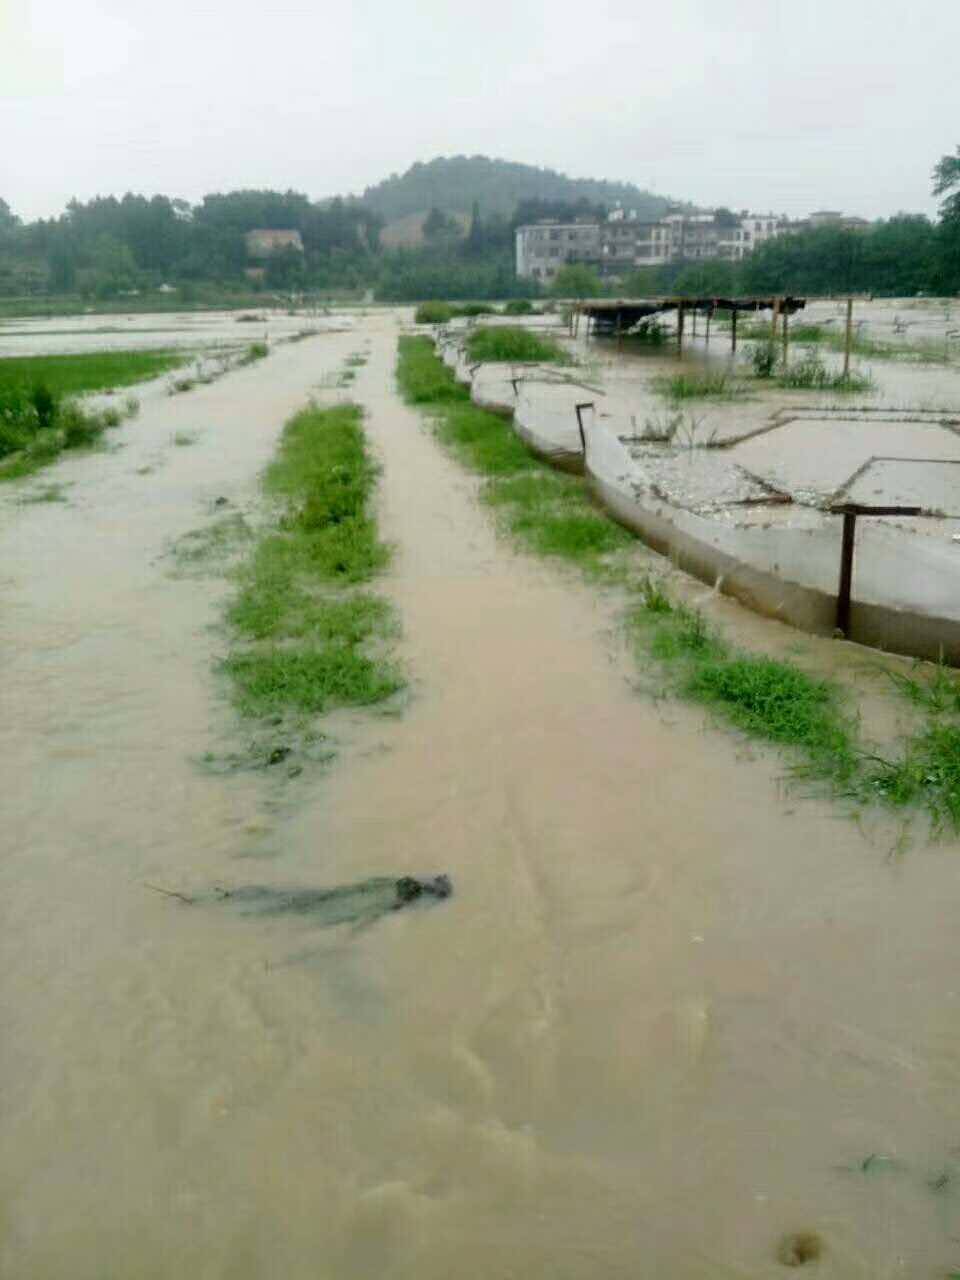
[362,156,669,222]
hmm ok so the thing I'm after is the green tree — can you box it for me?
[0,198,18,232]
[422,207,458,243]
[933,147,960,220]
[671,259,739,296]
[933,147,960,293]
[550,263,602,298]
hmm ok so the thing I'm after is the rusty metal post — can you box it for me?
[574,402,594,456]
[843,296,854,380]
[835,511,857,636]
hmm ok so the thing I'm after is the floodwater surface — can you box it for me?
[3,312,960,1278]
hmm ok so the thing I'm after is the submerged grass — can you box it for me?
[739,318,956,364]
[223,402,402,717]
[399,332,960,834]
[775,354,875,394]
[652,370,752,402]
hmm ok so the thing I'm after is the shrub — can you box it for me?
[750,340,780,378]
[414,301,454,324]
[30,383,58,429]
[464,326,569,364]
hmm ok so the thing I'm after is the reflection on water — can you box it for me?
[2,312,960,1278]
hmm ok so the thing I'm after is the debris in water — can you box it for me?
[776,1232,823,1267]
[210,875,453,929]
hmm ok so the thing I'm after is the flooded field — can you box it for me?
[4,307,960,1277]
[0,307,352,359]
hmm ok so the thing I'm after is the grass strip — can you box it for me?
[399,333,960,833]
[222,402,403,717]
[397,336,630,572]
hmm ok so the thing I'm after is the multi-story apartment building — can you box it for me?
[515,208,792,281]
[514,220,601,283]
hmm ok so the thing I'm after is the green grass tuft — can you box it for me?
[687,656,857,780]
[223,647,403,717]
[862,724,960,833]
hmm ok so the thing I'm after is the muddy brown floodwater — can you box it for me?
[3,312,960,1278]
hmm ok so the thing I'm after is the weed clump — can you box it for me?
[464,326,570,365]
[652,370,751,402]
[750,340,780,378]
[776,353,874,393]
[239,341,269,365]
[414,301,454,324]
[0,376,139,479]
[503,300,537,316]
[687,656,857,780]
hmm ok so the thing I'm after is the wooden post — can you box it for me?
[705,305,712,346]
[677,303,685,357]
[835,511,857,636]
[731,307,738,354]
[843,296,854,380]
[771,296,780,338]
[782,307,790,369]
[692,308,698,338]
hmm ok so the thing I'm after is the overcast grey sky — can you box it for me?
[2,0,958,222]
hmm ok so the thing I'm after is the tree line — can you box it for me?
[3,147,960,302]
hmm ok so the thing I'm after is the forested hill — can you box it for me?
[361,156,670,222]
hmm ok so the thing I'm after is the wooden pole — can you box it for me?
[771,296,780,339]
[705,306,712,346]
[731,307,738,354]
[843,296,854,380]
[677,303,685,357]
[835,511,857,637]
[692,308,698,338]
